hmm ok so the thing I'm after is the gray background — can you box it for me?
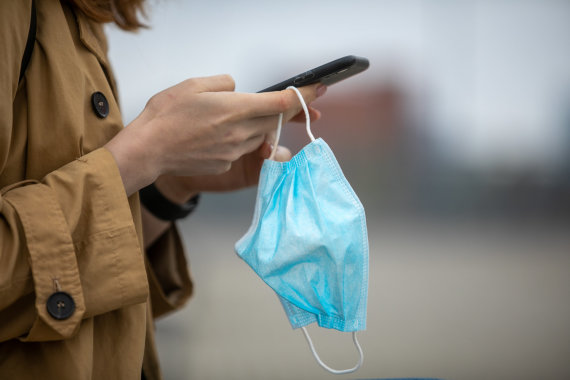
[106,1,570,378]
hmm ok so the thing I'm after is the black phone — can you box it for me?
[258,55,369,93]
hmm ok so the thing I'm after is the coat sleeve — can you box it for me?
[0,1,148,343]
[145,225,194,319]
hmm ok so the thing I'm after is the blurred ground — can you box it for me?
[153,194,570,380]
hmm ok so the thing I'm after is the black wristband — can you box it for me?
[139,183,200,221]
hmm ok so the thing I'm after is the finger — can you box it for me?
[234,114,281,137]
[183,74,236,93]
[272,145,292,162]
[239,105,320,138]
[290,106,321,123]
[258,141,272,159]
[236,83,324,118]
[265,128,277,146]
[296,83,327,107]
[237,133,266,158]
[281,85,326,122]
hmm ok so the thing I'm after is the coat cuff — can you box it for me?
[3,148,148,341]
[146,225,193,319]
[4,183,85,340]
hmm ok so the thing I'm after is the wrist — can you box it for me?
[105,124,161,196]
[155,175,199,205]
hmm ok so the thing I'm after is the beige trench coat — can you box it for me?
[0,1,193,379]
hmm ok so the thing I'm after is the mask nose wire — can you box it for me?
[268,86,315,161]
[301,326,364,375]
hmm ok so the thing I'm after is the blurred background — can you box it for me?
[106,0,570,379]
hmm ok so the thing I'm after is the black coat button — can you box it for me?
[91,91,109,118]
[46,292,76,320]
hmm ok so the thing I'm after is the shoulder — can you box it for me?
[0,0,33,34]
[0,0,34,100]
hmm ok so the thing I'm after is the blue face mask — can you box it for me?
[235,87,369,374]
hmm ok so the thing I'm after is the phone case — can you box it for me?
[259,55,369,93]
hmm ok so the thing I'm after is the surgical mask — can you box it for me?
[235,86,369,374]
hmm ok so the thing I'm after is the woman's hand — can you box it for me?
[157,104,323,198]
[105,75,324,196]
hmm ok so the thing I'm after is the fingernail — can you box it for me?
[316,84,327,98]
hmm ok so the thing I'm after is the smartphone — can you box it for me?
[259,55,369,93]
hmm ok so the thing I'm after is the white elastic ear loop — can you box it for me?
[268,86,315,161]
[300,327,364,375]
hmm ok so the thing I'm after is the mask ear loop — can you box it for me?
[301,327,364,375]
[268,86,315,161]
[270,87,364,373]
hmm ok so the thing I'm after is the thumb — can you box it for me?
[272,145,292,162]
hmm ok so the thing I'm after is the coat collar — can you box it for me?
[76,11,108,67]
[74,10,119,101]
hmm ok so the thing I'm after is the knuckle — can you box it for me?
[233,109,250,123]
[221,74,236,90]
[278,93,294,112]
[215,160,232,174]
[235,129,250,144]
[184,77,199,89]
[222,124,250,145]
[300,88,315,103]
[216,112,234,126]
[221,129,240,146]
[224,150,241,163]
[231,149,243,161]
[218,145,242,163]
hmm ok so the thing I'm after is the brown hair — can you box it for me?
[65,0,147,31]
